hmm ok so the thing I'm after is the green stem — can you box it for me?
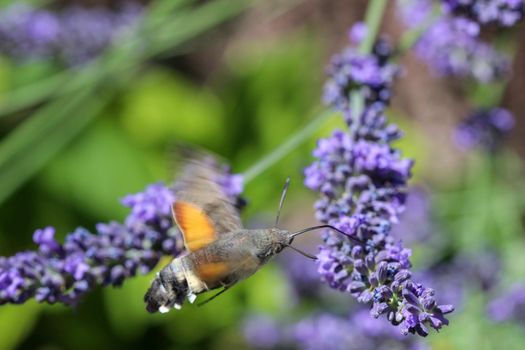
[351,0,388,123]
[358,0,388,54]
[242,110,335,183]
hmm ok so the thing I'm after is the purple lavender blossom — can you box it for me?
[458,250,501,291]
[293,313,359,350]
[349,22,368,44]
[441,0,525,27]
[416,17,508,82]
[291,311,429,350]
[305,27,454,336]
[391,188,433,245]
[0,2,142,66]
[397,0,435,27]
[278,251,323,299]
[488,284,525,324]
[397,0,510,82]
[455,107,515,151]
[0,172,243,306]
[217,171,244,198]
[322,32,398,125]
[245,310,429,349]
[414,264,465,310]
[242,315,283,349]
[0,4,59,60]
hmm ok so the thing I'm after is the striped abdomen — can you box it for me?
[144,255,208,313]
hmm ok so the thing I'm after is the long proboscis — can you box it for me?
[288,224,363,245]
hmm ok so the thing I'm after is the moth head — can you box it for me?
[253,227,291,261]
[270,227,292,254]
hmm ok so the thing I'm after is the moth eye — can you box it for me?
[257,251,270,260]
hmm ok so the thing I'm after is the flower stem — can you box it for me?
[358,0,388,55]
[242,110,335,184]
[352,0,388,119]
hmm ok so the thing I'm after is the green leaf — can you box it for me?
[0,87,114,206]
[39,118,155,220]
[104,272,157,340]
[0,302,41,350]
[243,263,291,314]
[120,69,226,149]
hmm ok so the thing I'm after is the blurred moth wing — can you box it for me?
[173,156,242,239]
[171,157,244,284]
[173,202,217,252]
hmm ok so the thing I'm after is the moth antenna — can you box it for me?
[275,177,291,227]
[284,244,317,260]
[288,224,363,245]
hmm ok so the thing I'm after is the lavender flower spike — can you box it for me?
[0,2,143,66]
[292,310,430,350]
[322,33,398,125]
[305,25,454,336]
[455,107,515,152]
[441,0,525,27]
[0,172,243,307]
[397,0,510,82]
[488,283,525,324]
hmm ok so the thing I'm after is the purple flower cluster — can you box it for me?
[442,0,525,27]
[278,250,324,299]
[413,251,498,312]
[391,188,433,245]
[398,0,510,82]
[0,184,178,306]
[0,2,142,66]
[0,173,243,306]
[292,311,429,350]
[416,17,509,82]
[322,29,398,125]
[243,309,429,349]
[243,315,283,349]
[454,107,515,151]
[488,284,525,324]
[304,26,454,336]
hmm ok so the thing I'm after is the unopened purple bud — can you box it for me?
[403,289,420,306]
[33,227,62,255]
[437,304,455,314]
[110,265,126,286]
[376,261,388,284]
[351,245,363,259]
[365,254,375,270]
[349,22,368,44]
[394,270,411,283]
[354,259,368,275]
[371,302,390,317]
[348,281,367,294]
[358,289,373,303]
[422,297,436,311]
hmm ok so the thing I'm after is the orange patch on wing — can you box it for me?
[196,263,229,283]
[173,201,216,252]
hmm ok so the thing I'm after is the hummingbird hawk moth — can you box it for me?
[144,156,355,313]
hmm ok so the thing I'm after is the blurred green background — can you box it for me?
[1,0,525,349]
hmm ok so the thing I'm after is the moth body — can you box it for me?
[144,228,291,313]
